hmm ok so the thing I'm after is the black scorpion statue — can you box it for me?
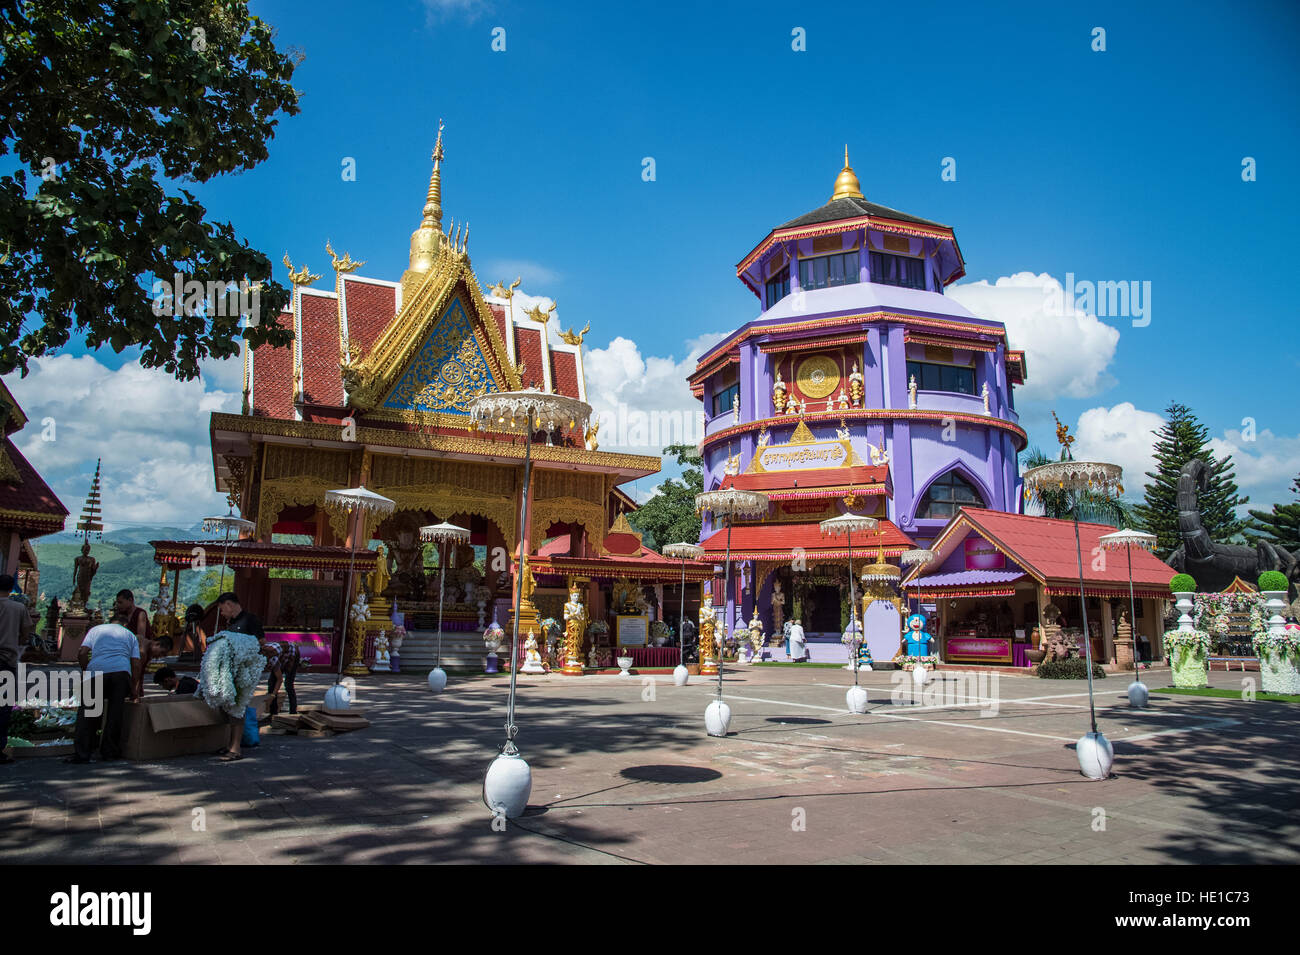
[1167,459,1298,598]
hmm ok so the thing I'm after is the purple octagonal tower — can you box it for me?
[690,151,1028,647]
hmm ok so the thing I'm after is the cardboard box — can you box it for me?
[122,692,274,761]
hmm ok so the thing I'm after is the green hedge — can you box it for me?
[1036,658,1107,680]
[1169,573,1197,593]
[1258,571,1289,592]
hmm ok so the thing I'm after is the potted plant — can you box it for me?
[1253,571,1299,694]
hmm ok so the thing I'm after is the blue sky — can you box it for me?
[11,0,1300,526]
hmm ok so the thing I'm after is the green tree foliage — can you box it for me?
[1245,474,1300,555]
[0,0,301,378]
[1133,403,1248,558]
[627,444,703,552]
[1021,446,1138,527]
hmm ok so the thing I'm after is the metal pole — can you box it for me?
[1073,499,1098,734]
[337,506,359,682]
[219,523,231,593]
[504,412,533,755]
[436,538,448,670]
[678,557,687,668]
[848,530,859,685]
[718,515,733,701]
[1127,544,1140,683]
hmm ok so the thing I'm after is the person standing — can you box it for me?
[0,574,34,764]
[67,622,140,763]
[789,619,807,663]
[216,592,263,640]
[114,589,151,656]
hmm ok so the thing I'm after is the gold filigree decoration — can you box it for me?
[530,496,606,554]
[371,484,518,549]
[255,476,352,542]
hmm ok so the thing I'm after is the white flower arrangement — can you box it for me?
[1252,630,1300,657]
[1163,630,1211,655]
[198,631,265,718]
[900,655,939,671]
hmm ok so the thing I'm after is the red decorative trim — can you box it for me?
[737,218,956,277]
[758,333,868,354]
[688,350,740,387]
[904,331,998,352]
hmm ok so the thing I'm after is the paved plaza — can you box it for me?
[1,665,1297,865]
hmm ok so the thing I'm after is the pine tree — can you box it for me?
[1245,474,1300,554]
[1134,402,1249,558]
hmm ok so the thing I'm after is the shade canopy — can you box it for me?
[1023,460,1123,496]
[467,388,592,438]
[420,521,471,544]
[662,542,706,561]
[1099,528,1157,552]
[819,513,879,537]
[695,488,770,520]
[901,548,937,567]
[323,485,397,516]
[201,509,255,537]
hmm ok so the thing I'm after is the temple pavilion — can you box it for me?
[160,129,712,671]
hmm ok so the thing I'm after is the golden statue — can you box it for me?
[559,322,590,346]
[325,240,365,274]
[772,371,787,414]
[849,361,864,408]
[563,585,588,674]
[519,556,536,605]
[584,418,600,451]
[524,301,556,324]
[698,591,718,674]
[368,543,391,596]
[1052,411,1076,456]
[282,254,321,288]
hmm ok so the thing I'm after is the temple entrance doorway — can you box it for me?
[809,584,841,634]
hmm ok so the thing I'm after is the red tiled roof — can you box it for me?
[513,326,544,390]
[0,437,68,534]
[551,349,580,398]
[914,508,1175,593]
[700,519,914,560]
[488,303,508,343]
[299,293,343,407]
[252,311,295,418]
[343,277,397,359]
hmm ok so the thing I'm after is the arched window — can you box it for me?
[918,471,985,519]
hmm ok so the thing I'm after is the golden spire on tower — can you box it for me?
[404,120,451,291]
[831,144,864,201]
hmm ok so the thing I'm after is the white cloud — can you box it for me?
[583,332,724,453]
[1209,428,1300,509]
[421,0,491,23]
[9,355,235,529]
[1070,402,1167,495]
[947,272,1120,402]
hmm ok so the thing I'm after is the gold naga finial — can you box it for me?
[492,277,522,299]
[559,321,590,346]
[1052,410,1076,456]
[524,301,557,325]
[282,254,321,288]
[325,240,365,274]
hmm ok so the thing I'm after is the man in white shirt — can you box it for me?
[67,622,140,763]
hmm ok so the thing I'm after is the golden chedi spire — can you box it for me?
[403,120,452,297]
[831,144,864,201]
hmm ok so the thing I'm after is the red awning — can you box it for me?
[700,519,915,561]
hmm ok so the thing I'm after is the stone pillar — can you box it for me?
[1115,611,1135,670]
[1101,599,1115,664]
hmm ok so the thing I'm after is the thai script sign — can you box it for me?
[965,537,1005,571]
[758,440,848,472]
[616,614,648,647]
[945,636,1012,662]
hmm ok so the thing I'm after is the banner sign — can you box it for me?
[964,537,1006,571]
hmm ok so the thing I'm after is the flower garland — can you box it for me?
[1252,630,1300,657]
[1164,629,1211,656]
[1192,594,1265,636]
[901,655,939,670]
